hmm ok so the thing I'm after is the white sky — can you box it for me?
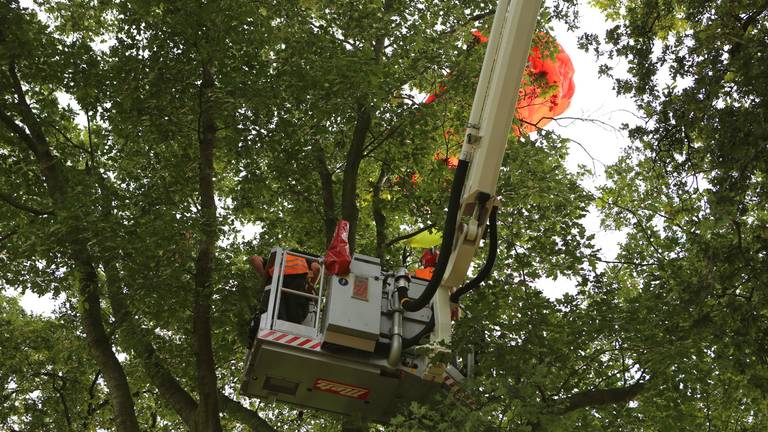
[535,0,636,299]
[5,0,635,314]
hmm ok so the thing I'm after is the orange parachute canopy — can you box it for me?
[423,31,575,134]
[516,35,575,134]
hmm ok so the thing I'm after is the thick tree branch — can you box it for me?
[339,0,393,254]
[218,393,277,432]
[104,267,198,428]
[313,142,337,247]
[77,256,141,432]
[555,380,647,415]
[0,190,53,215]
[0,109,38,151]
[8,60,48,156]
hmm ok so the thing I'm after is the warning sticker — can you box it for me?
[313,378,370,400]
[352,277,369,301]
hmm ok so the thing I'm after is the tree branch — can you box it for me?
[384,223,437,248]
[555,380,647,414]
[48,373,73,431]
[5,57,140,432]
[0,190,53,215]
[441,10,496,36]
[218,393,277,432]
[313,142,337,247]
[594,257,657,267]
[104,266,198,428]
[8,60,48,155]
[372,164,387,261]
[0,109,38,151]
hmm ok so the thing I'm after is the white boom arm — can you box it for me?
[432,0,543,342]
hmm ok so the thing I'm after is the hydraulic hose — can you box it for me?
[403,313,435,349]
[449,205,498,303]
[401,159,469,312]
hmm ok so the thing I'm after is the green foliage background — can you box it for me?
[1,0,766,431]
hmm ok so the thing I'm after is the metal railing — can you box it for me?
[265,248,326,338]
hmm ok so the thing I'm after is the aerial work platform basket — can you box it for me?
[240,248,468,423]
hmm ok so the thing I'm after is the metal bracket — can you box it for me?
[465,132,481,145]
[465,219,479,242]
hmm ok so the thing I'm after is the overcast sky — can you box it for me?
[6,0,637,314]
[536,0,637,299]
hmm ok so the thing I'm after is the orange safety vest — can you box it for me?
[414,267,434,280]
[267,255,309,277]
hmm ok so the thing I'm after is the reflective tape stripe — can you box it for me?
[258,330,323,351]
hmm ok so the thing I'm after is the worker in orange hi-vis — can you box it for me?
[413,247,439,280]
[411,248,460,320]
[248,253,318,325]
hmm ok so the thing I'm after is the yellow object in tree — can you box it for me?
[407,229,442,248]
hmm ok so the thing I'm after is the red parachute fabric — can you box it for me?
[424,83,446,105]
[422,31,575,135]
[515,35,575,134]
[471,29,489,43]
[324,220,351,275]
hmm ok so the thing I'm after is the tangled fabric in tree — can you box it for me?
[515,33,575,134]
[324,220,352,275]
[423,31,575,136]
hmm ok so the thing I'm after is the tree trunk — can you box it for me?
[313,143,337,247]
[340,104,372,255]
[0,60,141,432]
[193,62,223,432]
[339,0,393,254]
[372,164,387,261]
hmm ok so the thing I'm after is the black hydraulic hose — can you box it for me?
[449,206,498,303]
[401,159,469,312]
[403,313,435,349]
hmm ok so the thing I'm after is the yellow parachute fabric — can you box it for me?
[407,229,442,248]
